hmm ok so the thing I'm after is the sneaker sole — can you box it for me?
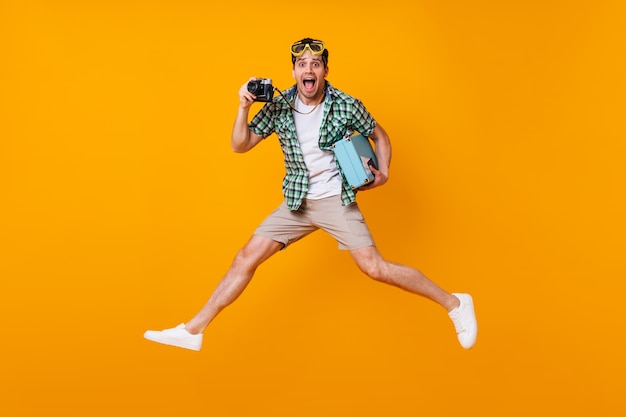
[144,332,202,351]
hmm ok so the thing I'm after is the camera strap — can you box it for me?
[275,89,325,115]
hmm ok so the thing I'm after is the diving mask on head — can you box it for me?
[290,40,325,57]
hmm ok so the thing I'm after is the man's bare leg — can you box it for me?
[350,245,459,310]
[145,240,476,350]
[144,235,283,350]
[350,245,477,348]
[184,235,284,334]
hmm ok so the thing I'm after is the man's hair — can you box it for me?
[291,37,329,67]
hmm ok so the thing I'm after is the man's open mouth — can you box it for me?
[303,78,316,90]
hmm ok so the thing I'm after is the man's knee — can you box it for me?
[352,246,398,284]
[232,247,252,269]
[232,235,281,272]
[353,253,389,283]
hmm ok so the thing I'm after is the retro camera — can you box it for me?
[247,78,274,102]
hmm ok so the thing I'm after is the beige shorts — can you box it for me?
[254,195,375,250]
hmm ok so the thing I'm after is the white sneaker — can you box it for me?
[144,323,203,351]
[448,293,478,349]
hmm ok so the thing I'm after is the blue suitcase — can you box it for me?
[332,134,378,189]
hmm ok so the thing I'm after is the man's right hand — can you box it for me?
[232,77,264,153]
[239,77,258,109]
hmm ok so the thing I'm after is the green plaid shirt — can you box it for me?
[249,82,376,210]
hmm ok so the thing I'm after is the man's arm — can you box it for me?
[360,124,391,190]
[231,78,264,153]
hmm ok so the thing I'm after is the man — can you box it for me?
[144,38,477,351]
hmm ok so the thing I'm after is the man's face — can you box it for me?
[292,50,328,102]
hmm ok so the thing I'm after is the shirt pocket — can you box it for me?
[276,119,296,141]
[276,120,300,158]
[275,118,290,135]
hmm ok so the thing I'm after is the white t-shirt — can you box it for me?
[293,96,343,200]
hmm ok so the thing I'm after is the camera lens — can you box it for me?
[247,81,259,94]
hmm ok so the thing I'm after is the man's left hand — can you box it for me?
[358,165,388,191]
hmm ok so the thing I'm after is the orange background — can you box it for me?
[1,1,625,416]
